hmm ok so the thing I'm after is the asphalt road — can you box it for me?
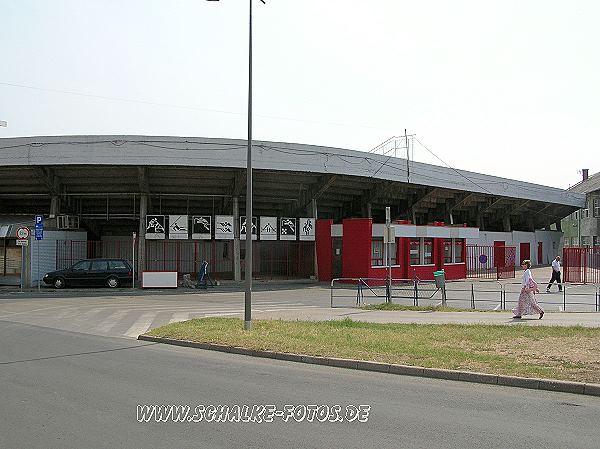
[1,320,599,449]
[1,287,599,341]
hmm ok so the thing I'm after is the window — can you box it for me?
[371,239,397,267]
[594,198,600,217]
[582,236,591,247]
[72,261,91,271]
[371,239,384,266]
[593,236,599,247]
[443,239,452,263]
[575,211,579,220]
[409,239,420,265]
[423,238,434,264]
[108,260,128,269]
[454,239,464,263]
[443,239,464,263]
[572,237,579,246]
[91,260,108,271]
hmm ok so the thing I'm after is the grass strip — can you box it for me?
[146,317,600,384]
[362,303,484,312]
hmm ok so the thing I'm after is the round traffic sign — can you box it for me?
[16,227,30,240]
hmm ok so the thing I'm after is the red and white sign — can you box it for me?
[16,227,30,240]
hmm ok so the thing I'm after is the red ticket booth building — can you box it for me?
[315,218,479,282]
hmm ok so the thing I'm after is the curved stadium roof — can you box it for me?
[0,135,584,232]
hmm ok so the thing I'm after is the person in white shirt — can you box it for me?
[547,255,562,292]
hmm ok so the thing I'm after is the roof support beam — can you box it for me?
[137,167,154,213]
[222,170,246,213]
[294,174,337,216]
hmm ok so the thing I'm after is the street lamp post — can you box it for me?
[207,0,264,330]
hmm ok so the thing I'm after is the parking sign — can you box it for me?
[35,215,44,240]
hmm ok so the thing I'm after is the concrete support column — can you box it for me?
[312,199,318,280]
[137,194,147,284]
[50,195,60,218]
[366,203,372,219]
[233,196,241,282]
[503,214,511,232]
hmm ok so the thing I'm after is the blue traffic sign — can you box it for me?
[35,228,44,240]
[35,215,44,229]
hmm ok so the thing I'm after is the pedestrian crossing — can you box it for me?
[0,298,325,339]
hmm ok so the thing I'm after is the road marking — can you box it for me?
[94,310,131,334]
[124,312,158,338]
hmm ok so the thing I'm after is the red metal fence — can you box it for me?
[563,247,600,284]
[56,240,314,280]
[466,245,516,279]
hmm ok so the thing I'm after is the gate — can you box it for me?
[563,246,600,284]
[467,245,516,279]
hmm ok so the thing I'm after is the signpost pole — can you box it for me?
[37,238,40,291]
[132,232,136,290]
[385,207,391,303]
[20,245,24,292]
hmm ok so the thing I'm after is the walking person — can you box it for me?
[547,255,562,292]
[512,260,544,319]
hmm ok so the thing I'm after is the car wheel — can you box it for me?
[53,277,65,289]
[107,276,120,288]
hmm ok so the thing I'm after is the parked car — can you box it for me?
[43,259,133,289]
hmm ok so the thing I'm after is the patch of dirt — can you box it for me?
[489,336,600,383]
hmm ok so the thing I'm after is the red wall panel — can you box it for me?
[315,219,333,281]
[342,218,372,278]
[443,263,466,280]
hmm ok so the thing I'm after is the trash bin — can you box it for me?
[433,270,445,288]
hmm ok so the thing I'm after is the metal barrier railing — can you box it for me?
[502,282,600,312]
[330,278,392,308]
[331,278,600,312]
[330,278,503,309]
[440,281,503,310]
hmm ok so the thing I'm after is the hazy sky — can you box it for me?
[1,0,598,189]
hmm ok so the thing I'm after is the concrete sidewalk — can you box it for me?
[253,307,600,327]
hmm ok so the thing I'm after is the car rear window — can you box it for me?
[91,260,108,271]
[108,260,129,270]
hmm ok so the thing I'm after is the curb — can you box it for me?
[138,335,600,397]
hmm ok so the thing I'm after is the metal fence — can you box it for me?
[502,282,600,312]
[331,277,600,312]
[466,245,516,279]
[56,240,132,270]
[563,246,600,284]
[56,239,314,280]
